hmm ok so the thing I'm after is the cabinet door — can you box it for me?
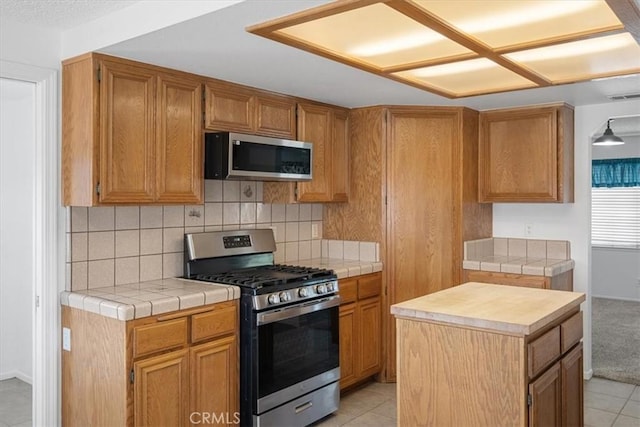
[255,93,296,138]
[479,107,560,202]
[204,82,254,133]
[528,362,562,427]
[134,348,189,427]
[358,297,381,378]
[339,303,358,390]
[561,343,583,427]
[190,336,239,426]
[296,103,333,202]
[99,60,156,203]
[331,109,350,202]
[156,73,203,204]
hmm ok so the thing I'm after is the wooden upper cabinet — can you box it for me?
[155,73,203,204]
[331,109,350,202]
[263,102,350,203]
[204,80,296,139]
[62,53,204,206]
[478,104,574,203]
[297,102,333,202]
[99,60,156,204]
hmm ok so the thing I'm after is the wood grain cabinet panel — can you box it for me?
[338,273,382,390]
[190,336,239,426]
[479,104,574,203]
[62,301,239,427]
[395,305,583,427]
[62,52,204,206]
[134,349,190,427]
[204,80,296,139]
[325,106,493,381]
[263,102,350,203]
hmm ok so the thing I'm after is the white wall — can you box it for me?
[592,247,640,301]
[0,78,36,382]
[492,98,640,378]
[0,20,61,70]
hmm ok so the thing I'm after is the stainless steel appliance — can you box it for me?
[184,229,339,427]
[204,132,313,181]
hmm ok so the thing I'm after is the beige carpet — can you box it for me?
[592,297,640,385]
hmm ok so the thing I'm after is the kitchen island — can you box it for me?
[391,282,585,427]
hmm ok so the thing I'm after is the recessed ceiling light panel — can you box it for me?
[277,3,472,68]
[393,58,537,97]
[506,33,640,83]
[412,0,623,50]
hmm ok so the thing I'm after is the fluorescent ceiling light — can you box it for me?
[247,0,638,99]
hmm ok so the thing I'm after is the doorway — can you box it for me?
[0,77,36,425]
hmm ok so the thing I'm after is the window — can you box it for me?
[592,158,640,247]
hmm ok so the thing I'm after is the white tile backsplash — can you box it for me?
[88,231,114,260]
[140,206,163,229]
[163,206,184,227]
[88,207,114,231]
[68,198,336,289]
[115,206,139,230]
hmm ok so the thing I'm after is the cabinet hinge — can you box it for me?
[96,182,101,196]
[130,369,135,384]
[97,67,101,83]
[527,394,532,406]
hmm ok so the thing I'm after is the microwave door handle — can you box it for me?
[256,295,340,325]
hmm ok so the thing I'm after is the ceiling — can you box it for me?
[2,0,640,112]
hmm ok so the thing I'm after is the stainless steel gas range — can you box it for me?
[184,229,340,427]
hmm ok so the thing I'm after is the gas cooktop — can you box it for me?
[194,264,335,289]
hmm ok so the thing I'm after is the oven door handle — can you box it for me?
[256,295,340,325]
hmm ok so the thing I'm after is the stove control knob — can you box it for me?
[326,283,335,292]
[268,294,280,305]
[279,292,290,302]
[298,287,310,298]
[316,284,327,294]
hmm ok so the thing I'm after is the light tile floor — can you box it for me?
[315,377,640,427]
[2,376,638,426]
[0,378,31,427]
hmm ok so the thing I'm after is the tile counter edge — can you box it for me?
[60,259,383,320]
[60,278,240,321]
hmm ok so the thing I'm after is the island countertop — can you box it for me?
[390,282,585,336]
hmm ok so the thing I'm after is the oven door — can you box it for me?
[254,295,340,414]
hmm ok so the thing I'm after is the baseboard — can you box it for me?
[0,370,32,384]
[592,294,640,303]
[584,369,593,380]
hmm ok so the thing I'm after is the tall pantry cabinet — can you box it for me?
[324,106,492,381]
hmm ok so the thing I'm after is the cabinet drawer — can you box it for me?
[133,318,188,358]
[191,303,237,343]
[358,274,381,299]
[340,278,358,304]
[528,326,561,378]
[560,311,583,353]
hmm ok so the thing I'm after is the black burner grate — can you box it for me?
[194,264,334,289]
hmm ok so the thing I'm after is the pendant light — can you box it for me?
[593,119,625,146]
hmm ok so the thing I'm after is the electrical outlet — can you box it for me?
[311,224,319,239]
[63,327,71,351]
[525,223,534,237]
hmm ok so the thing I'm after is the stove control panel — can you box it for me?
[254,280,339,310]
[223,235,252,249]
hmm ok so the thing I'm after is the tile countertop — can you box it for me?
[463,237,575,277]
[391,282,585,336]
[60,258,383,321]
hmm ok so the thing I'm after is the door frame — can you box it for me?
[1,60,63,426]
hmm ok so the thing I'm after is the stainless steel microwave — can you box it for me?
[204,132,313,181]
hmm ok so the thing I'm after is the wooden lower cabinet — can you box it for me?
[339,273,382,390]
[396,305,583,426]
[62,300,239,427]
[464,269,573,291]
